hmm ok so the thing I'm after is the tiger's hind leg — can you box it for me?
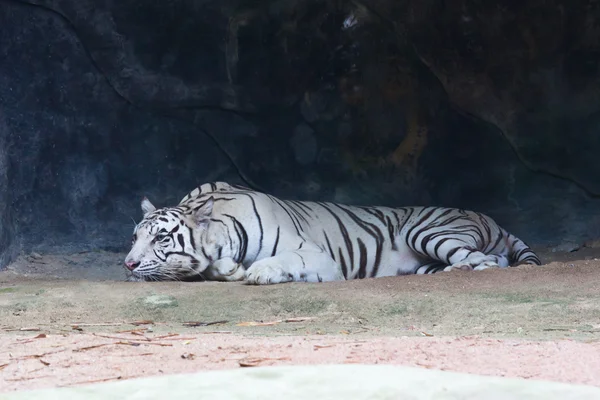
[245,248,344,285]
[409,237,509,273]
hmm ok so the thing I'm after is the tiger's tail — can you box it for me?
[505,230,542,266]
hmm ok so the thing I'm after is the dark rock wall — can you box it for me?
[1,0,600,267]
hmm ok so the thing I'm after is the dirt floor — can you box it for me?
[1,244,600,392]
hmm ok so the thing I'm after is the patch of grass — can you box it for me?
[408,298,440,317]
[0,287,18,294]
[380,303,409,316]
[276,297,330,315]
[501,294,535,304]
[482,293,570,306]
[59,301,76,308]
[12,302,28,312]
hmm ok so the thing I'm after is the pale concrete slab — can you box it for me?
[2,364,600,400]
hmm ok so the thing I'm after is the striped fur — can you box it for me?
[124,181,541,284]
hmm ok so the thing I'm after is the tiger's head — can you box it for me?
[123,196,219,281]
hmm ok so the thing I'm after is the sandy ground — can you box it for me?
[1,244,600,392]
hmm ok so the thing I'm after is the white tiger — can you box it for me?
[124,181,541,284]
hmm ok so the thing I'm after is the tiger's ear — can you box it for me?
[141,197,156,216]
[189,197,214,228]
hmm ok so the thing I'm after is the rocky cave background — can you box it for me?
[1,0,600,270]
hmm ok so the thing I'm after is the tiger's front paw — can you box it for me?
[208,258,246,281]
[245,261,293,285]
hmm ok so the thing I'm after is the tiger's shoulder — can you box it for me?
[178,181,254,204]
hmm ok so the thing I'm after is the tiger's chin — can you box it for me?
[125,269,207,282]
[125,273,146,282]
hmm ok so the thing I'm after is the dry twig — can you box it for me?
[72,343,113,352]
[70,323,123,328]
[69,320,153,329]
[92,333,151,342]
[61,376,124,387]
[182,320,228,327]
[115,341,172,347]
[154,333,179,339]
[5,375,54,382]
[116,328,148,334]
[236,317,315,327]
[15,349,67,360]
[4,327,41,332]
[130,320,154,326]
[238,356,290,367]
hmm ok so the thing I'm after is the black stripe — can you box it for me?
[513,247,527,261]
[488,231,504,253]
[391,210,403,231]
[445,246,461,264]
[187,227,197,251]
[285,201,310,224]
[200,246,212,262]
[297,253,306,269]
[357,238,368,279]
[331,203,384,278]
[319,203,355,275]
[248,196,264,257]
[154,248,166,262]
[478,214,492,250]
[285,201,309,225]
[425,264,446,274]
[323,232,336,261]
[385,216,397,250]
[271,227,280,256]
[338,248,348,279]
[290,200,314,219]
[407,207,439,250]
[164,251,198,260]
[224,214,248,263]
[360,207,387,225]
[433,237,452,259]
[270,196,302,235]
[410,208,455,253]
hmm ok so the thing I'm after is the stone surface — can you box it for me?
[2,365,600,400]
[2,0,600,267]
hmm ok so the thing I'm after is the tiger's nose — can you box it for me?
[125,261,140,271]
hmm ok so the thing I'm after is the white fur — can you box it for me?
[124,182,541,284]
